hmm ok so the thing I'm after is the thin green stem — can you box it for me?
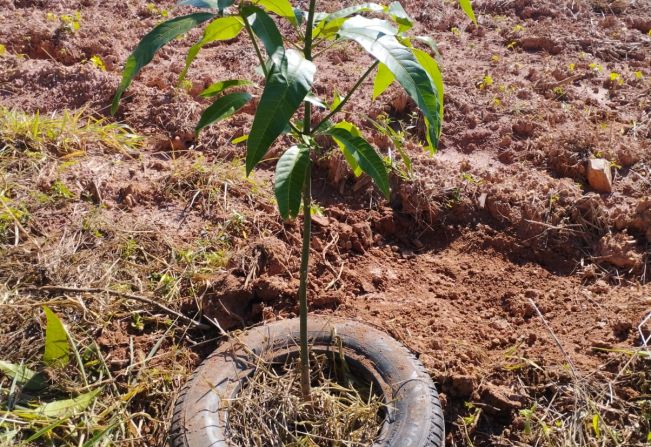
[241,11,268,78]
[297,0,318,401]
[312,60,379,132]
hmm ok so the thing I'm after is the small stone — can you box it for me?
[586,158,613,193]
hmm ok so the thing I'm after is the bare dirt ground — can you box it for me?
[1,0,650,445]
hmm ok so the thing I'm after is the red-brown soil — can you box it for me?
[1,0,650,445]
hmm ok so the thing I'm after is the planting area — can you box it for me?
[1,0,650,445]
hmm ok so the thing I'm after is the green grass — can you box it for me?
[0,107,142,156]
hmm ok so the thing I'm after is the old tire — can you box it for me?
[170,317,444,446]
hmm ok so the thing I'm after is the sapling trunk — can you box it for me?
[297,167,312,400]
[298,0,318,401]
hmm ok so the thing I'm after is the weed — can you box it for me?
[589,62,603,73]
[0,44,6,56]
[609,71,624,86]
[89,55,106,71]
[512,24,525,33]
[52,11,81,34]
[0,192,28,239]
[478,74,494,89]
[0,108,142,156]
[146,3,169,18]
[50,180,74,200]
[552,86,567,100]
[121,237,139,259]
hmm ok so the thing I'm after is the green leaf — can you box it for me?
[305,93,327,109]
[312,3,385,39]
[387,1,413,33]
[43,306,69,368]
[458,0,477,24]
[330,90,342,111]
[243,5,284,62]
[255,0,297,25]
[339,16,441,151]
[328,121,362,176]
[0,360,37,384]
[592,414,600,438]
[274,146,310,219]
[15,389,101,420]
[372,63,395,100]
[413,35,441,57]
[111,12,214,114]
[178,0,234,11]
[195,92,252,134]
[246,49,316,174]
[180,16,244,81]
[232,134,248,144]
[0,361,47,391]
[25,418,68,442]
[325,126,389,198]
[200,79,252,97]
[412,48,444,129]
[322,2,384,21]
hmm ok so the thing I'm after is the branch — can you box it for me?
[312,60,379,132]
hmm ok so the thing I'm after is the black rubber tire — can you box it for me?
[170,317,444,447]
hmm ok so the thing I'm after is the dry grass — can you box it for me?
[226,353,384,447]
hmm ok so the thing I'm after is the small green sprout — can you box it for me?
[552,86,566,99]
[588,62,603,73]
[58,12,81,33]
[609,72,623,86]
[146,3,169,18]
[478,74,494,89]
[51,180,74,199]
[89,55,106,71]
[512,24,525,33]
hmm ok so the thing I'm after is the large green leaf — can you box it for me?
[242,5,284,60]
[111,12,214,114]
[43,306,69,368]
[339,16,441,150]
[180,16,244,81]
[178,0,234,12]
[274,146,310,219]
[412,48,444,129]
[458,0,477,24]
[325,126,389,198]
[246,49,315,174]
[200,79,252,97]
[372,63,395,100]
[0,361,47,391]
[14,389,100,420]
[255,0,297,25]
[195,92,252,134]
